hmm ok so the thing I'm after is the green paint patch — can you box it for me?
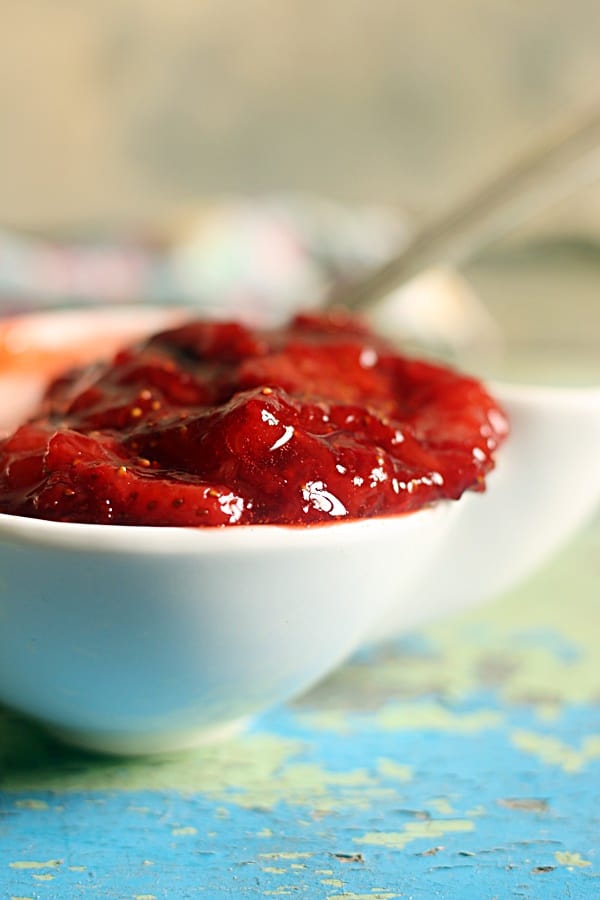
[8,860,62,870]
[429,798,454,815]
[14,799,48,810]
[304,528,600,715]
[512,730,600,773]
[326,893,398,900]
[555,851,592,868]
[0,732,394,813]
[260,852,312,860]
[536,704,560,722]
[171,826,197,836]
[227,761,396,813]
[426,529,600,708]
[497,797,548,812]
[376,759,412,782]
[355,818,473,850]
[298,711,352,735]
[377,703,501,733]
[0,730,299,795]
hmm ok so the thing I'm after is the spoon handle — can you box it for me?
[333,104,600,312]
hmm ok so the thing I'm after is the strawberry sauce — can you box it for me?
[0,312,508,526]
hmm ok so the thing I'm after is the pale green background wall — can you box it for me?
[2,0,600,229]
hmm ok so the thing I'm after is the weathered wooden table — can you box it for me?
[0,512,597,899]
[0,239,597,898]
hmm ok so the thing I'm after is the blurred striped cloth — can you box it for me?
[0,200,405,320]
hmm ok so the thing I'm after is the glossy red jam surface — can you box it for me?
[0,312,508,526]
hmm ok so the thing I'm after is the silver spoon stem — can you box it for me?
[332,104,600,313]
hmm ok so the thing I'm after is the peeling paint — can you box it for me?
[14,799,48,810]
[376,758,412,782]
[430,797,454,815]
[297,711,352,735]
[377,703,502,733]
[498,797,548,812]
[0,734,395,812]
[354,819,474,849]
[511,731,600,773]
[1,733,300,796]
[555,851,592,867]
[306,528,600,714]
[326,893,398,900]
[8,860,62,870]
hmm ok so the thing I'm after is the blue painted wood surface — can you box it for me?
[1,521,598,899]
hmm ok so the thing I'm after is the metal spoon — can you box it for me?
[330,103,600,314]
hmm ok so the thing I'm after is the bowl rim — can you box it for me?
[0,503,449,556]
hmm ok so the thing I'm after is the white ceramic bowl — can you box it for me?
[0,306,459,754]
[0,504,454,755]
[0,307,597,753]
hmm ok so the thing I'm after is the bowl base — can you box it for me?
[47,715,251,756]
